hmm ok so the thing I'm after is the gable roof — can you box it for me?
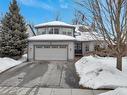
[35,21,75,28]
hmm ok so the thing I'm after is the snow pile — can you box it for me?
[99,88,127,95]
[75,56,127,89]
[0,54,27,73]
[28,34,76,41]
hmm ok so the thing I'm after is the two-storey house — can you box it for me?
[28,21,104,61]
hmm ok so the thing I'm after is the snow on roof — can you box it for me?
[74,25,104,41]
[28,34,76,41]
[75,32,104,41]
[35,21,75,28]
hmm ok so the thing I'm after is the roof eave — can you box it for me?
[28,39,76,42]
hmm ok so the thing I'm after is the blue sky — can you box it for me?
[0,0,78,25]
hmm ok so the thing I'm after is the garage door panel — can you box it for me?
[35,45,67,60]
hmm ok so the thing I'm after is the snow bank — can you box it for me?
[99,88,127,95]
[0,54,27,73]
[75,56,127,89]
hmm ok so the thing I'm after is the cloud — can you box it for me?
[18,0,54,11]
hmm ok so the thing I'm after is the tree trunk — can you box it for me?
[116,55,122,71]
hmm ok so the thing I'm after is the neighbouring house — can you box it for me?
[28,21,104,61]
[26,24,36,37]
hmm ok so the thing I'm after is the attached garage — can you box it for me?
[34,45,67,60]
[28,34,75,61]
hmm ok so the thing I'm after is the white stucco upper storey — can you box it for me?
[28,34,76,41]
[35,21,75,28]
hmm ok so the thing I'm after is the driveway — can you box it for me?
[0,60,79,88]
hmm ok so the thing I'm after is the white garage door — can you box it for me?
[34,45,68,60]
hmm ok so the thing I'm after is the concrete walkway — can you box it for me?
[0,87,110,95]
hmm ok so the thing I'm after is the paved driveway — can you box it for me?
[0,60,79,88]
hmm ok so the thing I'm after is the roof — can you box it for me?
[35,21,75,28]
[27,24,36,36]
[28,34,76,41]
[74,24,104,41]
[75,32,104,41]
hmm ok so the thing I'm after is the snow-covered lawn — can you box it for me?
[0,54,27,73]
[99,88,127,95]
[75,55,127,89]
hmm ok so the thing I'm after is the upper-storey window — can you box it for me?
[54,28,59,34]
[37,28,46,35]
[42,28,46,34]
[36,27,73,36]
[63,31,66,35]
[67,32,72,36]
[61,28,73,36]
[49,28,53,34]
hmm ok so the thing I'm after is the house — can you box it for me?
[26,24,36,37]
[28,21,104,61]
[28,21,76,61]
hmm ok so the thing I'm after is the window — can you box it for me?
[52,45,58,48]
[85,44,89,51]
[37,28,46,35]
[67,32,72,36]
[49,28,53,34]
[59,45,66,48]
[44,45,50,48]
[54,28,59,34]
[75,43,82,50]
[36,45,42,48]
[42,28,46,34]
[63,31,66,35]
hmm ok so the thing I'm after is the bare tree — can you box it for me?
[75,0,127,71]
[72,9,86,25]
